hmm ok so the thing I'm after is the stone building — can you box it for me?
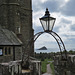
[0,1,42,75]
[0,27,41,74]
[0,0,34,57]
[0,27,22,63]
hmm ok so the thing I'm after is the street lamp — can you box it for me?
[22,8,67,69]
[39,8,67,60]
[40,8,56,32]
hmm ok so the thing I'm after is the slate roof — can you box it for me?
[0,28,22,46]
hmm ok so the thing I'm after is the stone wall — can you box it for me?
[15,46,22,60]
[54,55,75,75]
[0,60,41,75]
[0,60,22,75]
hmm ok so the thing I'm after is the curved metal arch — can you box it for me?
[34,31,67,59]
[22,32,44,61]
[22,31,67,62]
[48,31,67,59]
[48,32,63,55]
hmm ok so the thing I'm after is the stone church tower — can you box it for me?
[0,0,34,56]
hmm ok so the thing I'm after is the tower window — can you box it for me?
[16,12,20,15]
[16,27,21,34]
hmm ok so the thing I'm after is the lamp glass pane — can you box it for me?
[40,17,55,31]
[49,18,55,31]
[40,17,49,31]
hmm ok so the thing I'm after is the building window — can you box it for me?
[5,47,11,55]
[16,12,20,15]
[5,47,7,55]
[8,47,11,54]
[16,27,21,34]
[0,47,3,56]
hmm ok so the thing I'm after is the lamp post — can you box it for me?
[39,8,67,60]
[40,8,56,32]
[22,8,67,70]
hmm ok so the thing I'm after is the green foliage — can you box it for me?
[41,58,53,74]
[41,60,47,73]
[34,52,54,60]
[69,50,74,53]
[50,63,55,75]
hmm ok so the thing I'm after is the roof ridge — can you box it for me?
[11,32,22,44]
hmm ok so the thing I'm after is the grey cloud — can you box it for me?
[60,0,75,16]
[42,0,59,12]
[53,26,60,32]
[65,38,75,44]
[33,25,43,34]
[70,24,75,31]
[60,18,72,24]
[32,0,60,13]
[33,0,75,16]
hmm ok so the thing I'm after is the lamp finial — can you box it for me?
[45,8,50,16]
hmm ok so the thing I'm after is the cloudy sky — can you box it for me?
[32,0,75,52]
